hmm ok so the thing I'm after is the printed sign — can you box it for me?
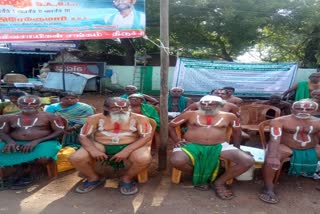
[173,58,298,97]
[0,0,146,41]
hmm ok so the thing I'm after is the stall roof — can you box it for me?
[0,50,56,55]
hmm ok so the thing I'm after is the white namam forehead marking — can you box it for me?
[114,101,128,107]
[199,95,224,106]
[293,100,318,111]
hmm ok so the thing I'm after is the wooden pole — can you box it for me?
[158,0,169,170]
[62,49,66,92]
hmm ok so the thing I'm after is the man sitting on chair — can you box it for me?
[259,99,320,204]
[169,95,254,200]
[69,97,153,195]
[0,95,64,189]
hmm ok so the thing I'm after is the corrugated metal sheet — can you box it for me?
[43,72,97,94]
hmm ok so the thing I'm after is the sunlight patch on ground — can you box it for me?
[132,192,145,213]
[19,174,79,213]
[151,176,171,207]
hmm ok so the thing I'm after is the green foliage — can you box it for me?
[80,0,320,66]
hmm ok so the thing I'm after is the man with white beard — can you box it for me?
[259,99,320,204]
[69,97,153,195]
[169,95,254,200]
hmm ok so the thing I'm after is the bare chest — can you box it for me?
[189,115,229,128]
[9,116,48,130]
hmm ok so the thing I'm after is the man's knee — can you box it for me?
[68,149,90,165]
[130,151,152,166]
[129,146,152,166]
[170,152,189,167]
[241,155,255,169]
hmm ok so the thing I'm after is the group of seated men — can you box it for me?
[0,82,320,205]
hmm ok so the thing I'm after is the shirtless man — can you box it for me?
[184,100,239,116]
[169,95,254,200]
[0,95,64,188]
[128,93,160,153]
[168,87,194,115]
[120,85,159,105]
[69,97,153,195]
[311,89,320,117]
[259,99,320,204]
[283,72,320,101]
[222,87,243,106]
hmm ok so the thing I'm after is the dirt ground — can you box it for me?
[0,93,320,214]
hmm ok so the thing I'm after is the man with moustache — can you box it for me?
[69,97,153,195]
[222,87,243,106]
[105,0,145,29]
[259,99,320,204]
[0,95,64,189]
[169,95,254,200]
[184,89,239,117]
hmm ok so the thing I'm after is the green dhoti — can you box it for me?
[102,144,128,171]
[0,140,61,167]
[288,148,318,177]
[181,143,222,185]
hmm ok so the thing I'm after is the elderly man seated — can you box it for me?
[169,95,254,200]
[120,85,159,105]
[184,89,239,116]
[168,87,194,115]
[259,99,320,204]
[222,87,243,106]
[0,95,64,189]
[45,92,94,149]
[128,93,160,153]
[69,97,153,195]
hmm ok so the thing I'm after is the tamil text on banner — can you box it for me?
[0,0,145,42]
[172,57,298,97]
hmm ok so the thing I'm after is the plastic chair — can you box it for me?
[258,120,290,183]
[171,126,233,185]
[241,104,281,132]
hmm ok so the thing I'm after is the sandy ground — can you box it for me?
[0,93,320,214]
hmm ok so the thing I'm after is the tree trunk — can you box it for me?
[121,38,135,65]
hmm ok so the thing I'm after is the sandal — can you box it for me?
[259,190,279,204]
[75,179,105,194]
[212,184,235,200]
[119,181,139,196]
[194,184,210,191]
[10,176,34,190]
